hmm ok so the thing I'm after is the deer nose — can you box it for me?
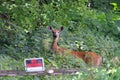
[53,34,57,38]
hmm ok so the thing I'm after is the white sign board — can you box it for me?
[24,58,45,72]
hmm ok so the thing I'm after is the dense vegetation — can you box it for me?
[0,0,120,79]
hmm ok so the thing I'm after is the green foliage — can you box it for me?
[110,2,118,11]
[0,0,120,79]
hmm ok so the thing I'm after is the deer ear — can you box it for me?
[60,26,64,31]
[49,26,53,31]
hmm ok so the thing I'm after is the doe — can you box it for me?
[49,26,102,67]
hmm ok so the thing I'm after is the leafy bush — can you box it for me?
[0,0,120,80]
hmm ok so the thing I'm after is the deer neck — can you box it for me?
[52,36,60,53]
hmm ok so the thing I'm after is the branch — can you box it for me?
[0,69,79,77]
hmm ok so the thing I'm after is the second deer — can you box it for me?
[49,26,102,67]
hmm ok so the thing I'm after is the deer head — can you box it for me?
[49,26,64,38]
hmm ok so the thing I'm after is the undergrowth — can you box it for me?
[0,0,120,80]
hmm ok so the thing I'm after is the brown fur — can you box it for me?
[49,26,102,67]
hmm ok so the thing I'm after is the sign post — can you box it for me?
[24,58,45,72]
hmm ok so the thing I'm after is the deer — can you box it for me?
[49,26,102,67]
